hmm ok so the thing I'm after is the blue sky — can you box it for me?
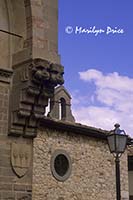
[58,0,133,137]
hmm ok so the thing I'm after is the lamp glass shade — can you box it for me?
[107,133,127,154]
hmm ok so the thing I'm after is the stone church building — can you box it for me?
[0,0,132,199]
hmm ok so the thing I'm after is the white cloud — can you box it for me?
[79,69,133,92]
[72,69,133,137]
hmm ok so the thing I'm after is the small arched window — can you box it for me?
[59,98,66,120]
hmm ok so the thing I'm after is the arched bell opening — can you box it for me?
[59,98,66,120]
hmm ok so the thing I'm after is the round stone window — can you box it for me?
[51,149,72,181]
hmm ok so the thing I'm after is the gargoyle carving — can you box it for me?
[9,58,64,138]
[31,58,50,84]
[49,63,64,86]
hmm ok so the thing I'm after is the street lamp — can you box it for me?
[107,124,128,200]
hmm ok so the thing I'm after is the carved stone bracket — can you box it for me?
[9,58,64,138]
[0,68,13,83]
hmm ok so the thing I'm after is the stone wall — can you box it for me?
[129,171,133,196]
[13,0,60,67]
[0,0,60,69]
[128,147,133,198]
[0,1,62,199]
[32,128,129,200]
[31,0,60,63]
[0,79,32,199]
[0,0,11,69]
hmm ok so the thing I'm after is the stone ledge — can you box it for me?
[40,117,132,144]
[0,68,13,83]
[39,117,108,140]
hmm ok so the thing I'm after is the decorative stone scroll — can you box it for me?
[9,58,64,138]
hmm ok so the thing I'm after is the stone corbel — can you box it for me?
[9,58,64,138]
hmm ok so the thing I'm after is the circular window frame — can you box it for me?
[51,149,72,182]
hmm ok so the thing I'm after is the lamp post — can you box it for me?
[107,124,128,200]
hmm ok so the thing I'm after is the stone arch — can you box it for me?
[0,0,12,68]
[0,0,32,69]
[8,0,27,53]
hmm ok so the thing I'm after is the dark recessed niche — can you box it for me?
[51,149,72,181]
[128,156,133,171]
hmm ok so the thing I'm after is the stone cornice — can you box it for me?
[39,117,108,140]
[0,68,13,83]
[39,117,132,145]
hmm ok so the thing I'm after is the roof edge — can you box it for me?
[39,117,108,140]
